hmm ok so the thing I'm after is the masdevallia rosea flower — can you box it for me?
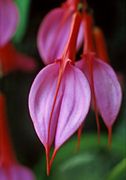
[0,43,36,76]
[76,13,122,145]
[37,0,83,64]
[0,0,19,47]
[29,12,91,175]
[0,94,36,180]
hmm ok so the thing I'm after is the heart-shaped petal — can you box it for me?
[29,61,90,151]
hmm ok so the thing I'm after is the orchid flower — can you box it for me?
[0,0,19,47]
[0,43,36,76]
[0,94,36,180]
[76,13,122,145]
[37,0,84,64]
[29,12,91,175]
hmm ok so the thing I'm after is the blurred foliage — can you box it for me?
[13,0,31,43]
[2,0,126,180]
[108,158,126,180]
[35,132,126,180]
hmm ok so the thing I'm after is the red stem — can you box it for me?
[93,27,110,63]
[108,126,112,149]
[46,148,50,176]
[62,12,82,62]
[47,12,82,174]
[0,94,16,166]
[46,63,64,174]
[50,149,58,168]
[76,124,83,151]
[82,12,100,143]
[88,55,101,143]
[83,13,94,53]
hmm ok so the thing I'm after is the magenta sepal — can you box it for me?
[29,60,91,153]
[37,8,83,64]
[76,58,122,128]
[0,0,19,46]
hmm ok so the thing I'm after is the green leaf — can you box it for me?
[13,0,31,43]
[108,158,126,180]
[34,134,126,180]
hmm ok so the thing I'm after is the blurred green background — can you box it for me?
[1,0,126,179]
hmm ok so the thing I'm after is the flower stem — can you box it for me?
[108,126,112,149]
[76,124,83,151]
[93,26,110,62]
[62,12,82,62]
[83,13,94,53]
[82,12,101,143]
[46,148,50,176]
[50,149,58,168]
[0,93,16,166]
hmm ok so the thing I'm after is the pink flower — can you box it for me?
[29,1,122,175]
[37,0,83,64]
[77,56,122,134]
[0,43,36,76]
[29,12,91,174]
[0,94,36,180]
[76,13,122,144]
[0,0,19,47]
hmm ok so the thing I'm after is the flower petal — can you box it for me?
[55,64,91,149]
[0,0,19,46]
[29,62,63,148]
[76,58,122,127]
[93,59,122,127]
[29,61,90,151]
[37,8,83,64]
